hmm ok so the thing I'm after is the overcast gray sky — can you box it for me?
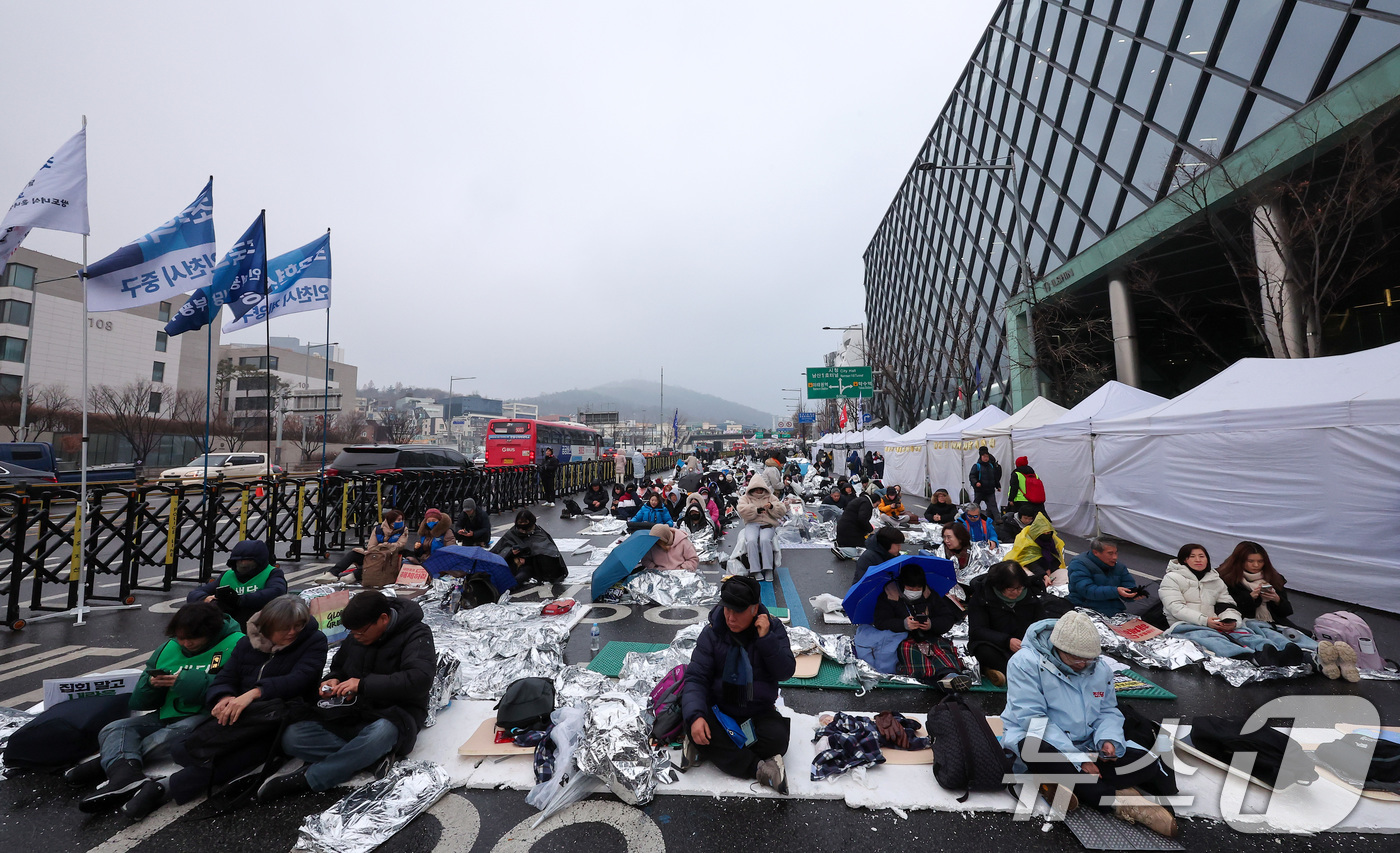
[5,1,996,416]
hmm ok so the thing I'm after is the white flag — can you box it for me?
[84,180,216,313]
[0,128,89,269]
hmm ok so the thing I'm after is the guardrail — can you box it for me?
[0,455,674,631]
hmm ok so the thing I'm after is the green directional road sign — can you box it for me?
[805,366,873,399]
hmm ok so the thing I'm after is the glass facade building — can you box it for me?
[864,0,1400,428]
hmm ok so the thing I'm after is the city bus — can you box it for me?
[484,419,602,467]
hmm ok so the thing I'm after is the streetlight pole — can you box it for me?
[448,376,476,451]
[916,157,1038,407]
[302,341,339,456]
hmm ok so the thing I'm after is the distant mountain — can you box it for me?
[513,380,775,427]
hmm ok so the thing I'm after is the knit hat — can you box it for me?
[978,445,989,456]
[1050,611,1101,660]
[462,498,476,512]
[650,524,675,548]
[721,576,761,610]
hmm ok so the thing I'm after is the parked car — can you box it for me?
[160,452,270,480]
[324,445,472,477]
[0,442,136,484]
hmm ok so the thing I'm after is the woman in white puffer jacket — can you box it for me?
[1160,544,1297,659]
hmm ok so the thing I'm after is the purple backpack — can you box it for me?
[1314,611,1387,671]
[648,664,688,743]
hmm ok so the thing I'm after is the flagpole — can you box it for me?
[258,211,275,558]
[320,263,331,479]
[76,115,89,627]
[203,320,212,482]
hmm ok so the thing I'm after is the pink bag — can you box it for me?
[1314,611,1386,671]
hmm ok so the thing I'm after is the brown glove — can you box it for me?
[873,711,908,750]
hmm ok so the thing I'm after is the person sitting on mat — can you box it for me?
[1001,611,1179,838]
[679,576,795,794]
[859,562,970,691]
[965,560,1043,687]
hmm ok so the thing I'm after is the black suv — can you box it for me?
[325,445,471,477]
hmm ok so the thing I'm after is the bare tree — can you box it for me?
[331,409,368,444]
[166,388,216,453]
[378,409,420,444]
[90,380,167,464]
[1025,292,1115,407]
[866,323,930,432]
[31,384,79,437]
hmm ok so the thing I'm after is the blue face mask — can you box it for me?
[391,521,404,530]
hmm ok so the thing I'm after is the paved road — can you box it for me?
[3,496,1399,852]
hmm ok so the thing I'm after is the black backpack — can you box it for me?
[927,693,1010,801]
[4,693,131,769]
[495,677,555,733]
[1190,716,1318,789]
[462,572,500,610]
[1313,733,1400,790]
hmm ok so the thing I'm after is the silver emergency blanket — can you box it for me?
[1202,654,1314,687]
[775,504,840,549]
[1361,667,1400,681]
[580,517,627,536]
[583,540,622,567]
[928,541,1011,585]
[419,598,575,700]
[554,664,614,707]
[608,569,719,608]
[616,624,703,698]
[296,760,450,853]
[576,690,671,806]
[0,706,35,780]
[424,649,461,728]
[689,528,720,564]
[1085,610,1206,670]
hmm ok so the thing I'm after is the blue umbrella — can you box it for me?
[422,545,517,593]
[590,531,660,600]
[841,554,957,625]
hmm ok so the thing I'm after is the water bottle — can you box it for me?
[590,623,600,653]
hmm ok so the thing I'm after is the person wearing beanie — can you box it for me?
[640,523,699,572]
[455,499,492,548]
[581,482,610,514]
[404,508,456,563]
[680,575,796,794]
[1008,456,1043,517]
[967,446,1003,525]
[1001,613,1179,837]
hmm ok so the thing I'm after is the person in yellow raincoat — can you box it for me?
[1006,512,1067,589]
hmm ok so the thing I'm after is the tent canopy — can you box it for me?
[963,396,1069,439]
[1016,381,1167,439]
[927,406,1008,440]
[1094,342,1400,434]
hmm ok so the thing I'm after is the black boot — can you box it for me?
[121,779,168,820]
[78,759,146,812]
[256,767,311,803]
[64,756,106,787]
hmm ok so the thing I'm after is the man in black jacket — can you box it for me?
[455,499,492,548]
[539,448,560,507]
[187,540,287,631]
[680,577,796,793]
[581,482,610,513]
[258,592,435,801]
[852,527,904,583]
[968,446,1003,524]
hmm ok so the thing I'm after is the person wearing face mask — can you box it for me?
[404,508,457,563]
[736,474,789,582]
[958,503,1000,544]
[965,561,1043,686]
[696,488,720,526]
[188,539,287,631]
[867,563,970,690]
[1005,512,1066,589]
[1002,612,1179,837]
[491,509,567,584]
[1159,544,1302,661]
[679,576,796,793]
[334,510,408,586]
[681,494,719,538]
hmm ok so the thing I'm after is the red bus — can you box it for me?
[485,419,602,467]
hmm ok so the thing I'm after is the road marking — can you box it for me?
[0,645,137,682]
[3,648,151,706]
[0,642,39,658]
[427,792,482,853]
[0,644,84,673]
[490,800,664,852]
[85,796,203,853]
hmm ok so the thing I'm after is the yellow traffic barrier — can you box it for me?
[239,488,249,539]
[165,494,179,567]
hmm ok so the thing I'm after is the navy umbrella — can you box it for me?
[589,531,660,601]
[841,554,957,625]
[422,545,517,593]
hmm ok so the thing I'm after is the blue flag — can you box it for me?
[84,180,216,312]
[672,409,679,443]
[164,212,265,336]
[224,232,330,332]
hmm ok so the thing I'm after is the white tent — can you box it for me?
[961,396,1069,469]
[1013,382,1168,537]
[925,407,1009,500]
[881,417,955,497]
[1092,343,1400,611]
[862,426,900,450]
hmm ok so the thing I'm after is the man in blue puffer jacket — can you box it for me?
[680,576,796,793]
[1001,613,1178,837]
[1067,538,1137,616]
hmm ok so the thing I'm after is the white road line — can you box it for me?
[3,648,150,707]
[0,645,137,682]
[85,797,203,853]
[0,642,38,658]
[0,644,83,673]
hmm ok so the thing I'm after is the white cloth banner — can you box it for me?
[0,128,89,268]
[84,180,216,312]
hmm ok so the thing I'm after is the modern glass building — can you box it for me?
[864,0,1400,429]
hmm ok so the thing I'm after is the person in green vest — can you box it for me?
[187,539,287,630]
[73,601,243,814]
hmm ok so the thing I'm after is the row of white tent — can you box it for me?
[812,342,1400,612]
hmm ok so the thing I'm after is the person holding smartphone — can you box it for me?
[870,563,971,691]
[1159,544,1299,659]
